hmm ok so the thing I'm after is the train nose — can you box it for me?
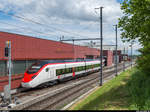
[22,72,35,83]
[22,78,25,82]
[21,82,30,88]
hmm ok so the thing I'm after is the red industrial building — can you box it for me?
[0,32,100,60]
[113,50,122,63]
[0,31,114,91]
[103,50,113,66]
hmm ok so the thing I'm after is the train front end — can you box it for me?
[21,62,43,88]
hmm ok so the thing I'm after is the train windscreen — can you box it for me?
[26,62,43,74]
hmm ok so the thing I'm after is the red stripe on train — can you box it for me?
[58,75,60,79]
[72,72,75,77]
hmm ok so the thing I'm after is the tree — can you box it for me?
[118,0,150,73]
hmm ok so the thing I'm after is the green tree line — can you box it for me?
[118,0,150,74]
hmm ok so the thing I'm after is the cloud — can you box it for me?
[0,0,122,23]
[0,0,141,53]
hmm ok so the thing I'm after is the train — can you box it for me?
[21,59,105,88]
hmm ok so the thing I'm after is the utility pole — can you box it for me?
[130,43,133,68]
[129,41,134,68]
[113,24,118,76]
[8,41,12,104]
[123,46,125,71]
[60,36,76,60]
[127,46,129,62]
[95,6,103,86]
[73,39,75,60]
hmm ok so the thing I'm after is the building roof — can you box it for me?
[0,31,100,60]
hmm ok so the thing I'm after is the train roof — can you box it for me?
[40,59,99,62]
[34,59,99,66]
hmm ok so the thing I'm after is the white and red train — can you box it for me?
[21,59,104,88]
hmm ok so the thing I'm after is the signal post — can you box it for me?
[4,41,12,104]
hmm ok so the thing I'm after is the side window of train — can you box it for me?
[69,68,72,73]
[74,67,77,72]
[83,66,85,70]
[45,68,49,72]
[79,66,83,71]
[83,66,86,70]
[85,66,87,69]
[77,67,79,72]
[78,67,80,71]
[79,66,81,71]
[56,69,59,76]
[87,65,89,69]
[61,69,65,74]
[95,64,100,68]
[66,68,70,74]
[56,69,61,76]
[78,66,83,71]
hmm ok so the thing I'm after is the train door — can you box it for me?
[49,68,55,79]
[44,67,50,81]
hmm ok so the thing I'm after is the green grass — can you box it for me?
[70,68,136,110]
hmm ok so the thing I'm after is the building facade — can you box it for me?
[0,31,101,91]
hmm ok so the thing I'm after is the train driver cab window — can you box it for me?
[45,68,49,72]
[26,62,42,74]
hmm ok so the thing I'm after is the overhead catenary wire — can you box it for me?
[0,21,58,38]
[0,9,116,41]
[0,10,94,39]
[0,10,58,34]
[33,3,99,38]
[0,28,59,41]
[31,14,87,38]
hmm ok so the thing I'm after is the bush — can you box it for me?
[137,43,150,75]
[127,69,150,110]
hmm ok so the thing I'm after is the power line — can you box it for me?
[0,10,54,33]
[36,3,95,38]
[32,14,86,37]
[60,38,101,41]
[0,21,58,38]
[0,10,93,39]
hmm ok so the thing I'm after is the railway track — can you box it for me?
[10,62,132,110]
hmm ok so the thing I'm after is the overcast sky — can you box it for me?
[0,0,141,54]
